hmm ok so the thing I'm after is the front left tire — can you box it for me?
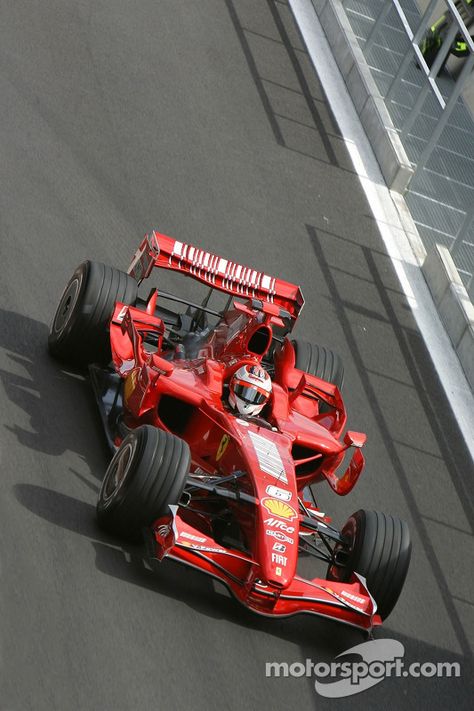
[97,425,191,541]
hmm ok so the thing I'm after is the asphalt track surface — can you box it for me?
[0,1,472,709]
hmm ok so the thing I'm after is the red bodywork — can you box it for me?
[108,232,380,631]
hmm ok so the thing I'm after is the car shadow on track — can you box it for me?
[14,482,473,708]
[13,482,360,654]
[0,307,109,463]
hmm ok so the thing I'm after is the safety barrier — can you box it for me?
[294,0,474,388]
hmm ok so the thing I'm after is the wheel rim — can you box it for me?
[100,439,137,508]
[329,518,356,581]
[51,273,83,336]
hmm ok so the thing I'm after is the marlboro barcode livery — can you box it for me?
[49,230,411,632]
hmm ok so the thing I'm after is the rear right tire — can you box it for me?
[292,339,344,389]
[292,339,344,412]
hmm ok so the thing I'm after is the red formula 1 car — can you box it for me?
[49,232,411,632]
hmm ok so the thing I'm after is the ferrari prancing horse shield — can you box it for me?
[216,434,231,461]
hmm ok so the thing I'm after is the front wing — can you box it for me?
[147,507,382,632]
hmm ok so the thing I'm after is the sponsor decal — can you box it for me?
[216,434,230,461]
[157,524,171,538]
[275,567,282,577]
[319,585,365,612]
[271,553,287,566]
[180,531,207,543]
[341,591,365,604]
[262,498,297,521]
[264,517,295,533]
[170,240,275,297]
[248,431,288,483]
[265,529,294,545]
[272,542,286,553]
[186,544,227,553]
[266,485,292,502]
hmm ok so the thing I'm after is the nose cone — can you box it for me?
[258,498,299,588]
[232,419,299,589]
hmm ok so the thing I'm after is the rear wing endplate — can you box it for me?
[127,231,305,322]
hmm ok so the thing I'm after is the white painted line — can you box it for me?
[289,0,474,462]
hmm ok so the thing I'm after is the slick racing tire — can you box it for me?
[292,339,344,413]
[97,425,191,541]
[48,261,138,366]
[327,509,411,620]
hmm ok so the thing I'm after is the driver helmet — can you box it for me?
[228,364,272,417]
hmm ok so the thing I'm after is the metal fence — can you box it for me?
[341,0,474,298]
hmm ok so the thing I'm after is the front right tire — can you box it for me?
[327,509,411,619]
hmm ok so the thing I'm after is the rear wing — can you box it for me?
[127,231,305,323]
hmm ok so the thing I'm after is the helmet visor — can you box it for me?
[233,383,268,405]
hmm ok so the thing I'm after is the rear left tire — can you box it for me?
[48,260,138,366]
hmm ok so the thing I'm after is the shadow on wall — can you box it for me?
[307,224,474,662]
[225,0,356,170]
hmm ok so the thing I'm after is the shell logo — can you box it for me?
[262,498,297,521]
